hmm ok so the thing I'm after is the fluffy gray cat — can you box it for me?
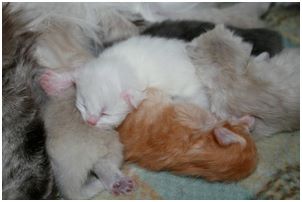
[187,25,299,138]
[2,4,57,199]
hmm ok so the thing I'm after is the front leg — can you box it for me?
[93,159,135,195]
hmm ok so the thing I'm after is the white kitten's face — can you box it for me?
[75,73,130,128]
[76,94,130,128]
[74,61,144,128]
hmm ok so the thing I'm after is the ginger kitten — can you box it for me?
[118,88,258,181]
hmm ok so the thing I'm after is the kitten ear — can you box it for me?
[254,52,269,62]
[39,68,74,96]
[214,127,246,147]
[238,115,255,131]
[121,89,145,108]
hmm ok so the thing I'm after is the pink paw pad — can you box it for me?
[111,177,135,195]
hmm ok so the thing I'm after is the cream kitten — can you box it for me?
[187,25,300,137]
[33,14,139,199]
[39,36,208,128]
[41,86,135,199]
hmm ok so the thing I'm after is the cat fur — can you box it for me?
[2,3,57,199]
[118,88,258,181]
[187,25,299,137]
[142,20,283,57]
[30,12,138,198]
[41,86,134,199]
[39,36,207,128]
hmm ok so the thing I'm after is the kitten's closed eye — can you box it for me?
[100,107,108,116]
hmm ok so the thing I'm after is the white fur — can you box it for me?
[72,36,208,127]
[188,25,300,138]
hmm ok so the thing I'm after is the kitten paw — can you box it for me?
[111,177,135,195]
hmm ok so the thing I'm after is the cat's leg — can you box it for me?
[51,162,104,199]
[93,159,135,195]
[99,9,139,44]
[80,175,105,199]
[187,25,252,75]
[92,131,135,195]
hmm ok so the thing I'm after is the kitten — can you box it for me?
[32,6,259,182]
[30,12,140,199]
[187,25,299,137]
[40,85,135,199]
[37,12,283,129]
[2,4,57,199]
[142,20,283,57]
[117,88,258,181]
[39,36,208,128]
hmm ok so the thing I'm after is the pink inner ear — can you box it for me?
[121,89,145,109]
[39,69,74,96]
[214,127,246,146]
[121,91,132,106]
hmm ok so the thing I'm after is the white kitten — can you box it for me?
[40,36,208,127]
[187,25,300,137]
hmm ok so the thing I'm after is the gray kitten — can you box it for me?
[2,3,57,199]
[187,25,299,138]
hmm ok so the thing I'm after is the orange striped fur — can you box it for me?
[118,88,258,182]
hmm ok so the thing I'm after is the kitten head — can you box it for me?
[39,59,145,128]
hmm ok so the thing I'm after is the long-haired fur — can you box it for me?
[118,88,258,181]
[41,87,134,199]
[16,3,264,184]
[142,20,283,57]
[26,3,139,69]
[25,7,139,198]
[2,3,57,199]
[187,25,299,137]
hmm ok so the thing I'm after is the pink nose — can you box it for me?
[87,116,98,126]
